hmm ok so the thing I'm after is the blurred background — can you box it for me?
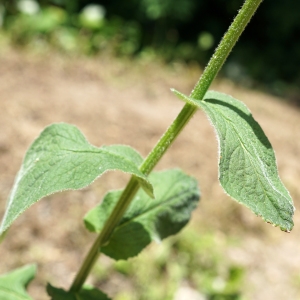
[0,0,300,299]
[1,0,300,102]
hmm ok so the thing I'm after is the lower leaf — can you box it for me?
[47,284,111,300]
[84,169,200,260]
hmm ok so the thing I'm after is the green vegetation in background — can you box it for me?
[1,0,300,100]
[0,1,142,56]
[93,228,245,300]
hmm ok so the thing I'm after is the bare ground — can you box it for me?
[0,50,300,300]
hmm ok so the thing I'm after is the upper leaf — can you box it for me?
[84,169,200,260]
[47,284,111,300]
[173,89,294,232]
[0,123,153,234]
[0,264,36,300]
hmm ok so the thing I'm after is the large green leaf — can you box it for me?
[47,284,111,300]
[0,123,153,234]
[173,89,294,232]
[84,169,200,260]
[0,264,36,300]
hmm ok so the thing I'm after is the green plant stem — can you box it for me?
[69,0,262,293]
[70,177,139,292]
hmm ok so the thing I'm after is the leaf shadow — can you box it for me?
[204,98,272,149]
[101,221,152,260]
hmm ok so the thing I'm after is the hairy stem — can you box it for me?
[69,0,263,292]
[70,177,139,292]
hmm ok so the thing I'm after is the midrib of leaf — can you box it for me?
[22,147,144,188]
[114,188,194,231]
[212,103,290,221]
[227,122,270,207]
[40,148,140,166]
[59,149,100,153]
[1,123,154,235]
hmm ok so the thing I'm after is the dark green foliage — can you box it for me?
[1,0,300,96]
[98,0,300,92]
[85,169,200,260]
[47,284,111,300]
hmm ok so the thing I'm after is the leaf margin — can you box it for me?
[0,123,153,235]
[172,88,294,232]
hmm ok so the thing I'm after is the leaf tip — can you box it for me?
[171,88,185,99]
[280,221,294,233]
[263,215,294,233]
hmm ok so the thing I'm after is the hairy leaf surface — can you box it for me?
[84,169,200,260]
[0,264,36,300]
[47,284,111,300]
[0,123,153,234]
[173,89,294,231]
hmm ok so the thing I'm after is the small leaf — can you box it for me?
[0,123,153,234]
[0,264,36,300]
[84,169,200,260]
[47,284,111,300]
[173,89,294,231]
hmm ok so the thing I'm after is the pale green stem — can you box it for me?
[69,0,263,293]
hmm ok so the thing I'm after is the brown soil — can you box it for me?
[0,50,299,300]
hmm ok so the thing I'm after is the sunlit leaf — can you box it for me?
[0,123,153,234]
[0,264,36,300]
[173,89,294,231]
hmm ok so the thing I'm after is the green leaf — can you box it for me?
[0,123,153,234]
[0,264,36,300]
[173,89,294,232]
[47,284,111,300]
[84,169,200,260]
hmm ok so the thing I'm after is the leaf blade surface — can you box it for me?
[84,169,200,260]
[173,89,294,231]
[0,123,153,234]
[0,264,36,300]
